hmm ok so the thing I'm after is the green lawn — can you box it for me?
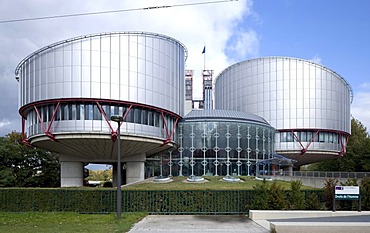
[0,212,146,233]
[122,176,317,190]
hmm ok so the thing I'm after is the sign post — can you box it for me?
[333,186,361,212]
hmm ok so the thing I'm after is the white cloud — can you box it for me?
[225,29,259,64]
[351,84,370,133]
[0,120,11,128]
[358,82,370,91]
[310,54,322,64]
[0,0,257,136]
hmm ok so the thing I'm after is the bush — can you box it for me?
[288,180,305,210]
[0,187,326,213]
[249,179,270,210]
[324,178,338,210]
[305,192,322,210]
[269,180,288,210]
[361,177,370,210]
[103,181,113,187]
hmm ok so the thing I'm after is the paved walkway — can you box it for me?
[128,215,269,233]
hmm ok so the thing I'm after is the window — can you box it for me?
[281,132,294,142]
[299,132,307,142]
[126,108,134,123]
[142,109,148,125]
[102,105,110,119]
[134,108,141,123]
[76,104,81,120]
[61,104,68,120]
[42,106,48,122]
[68,105,73,120]
[149,110,154,126]
[154,112,159,127]
[48,105,55,122]
[329,133,334,143]
[93,105,101,120]
[318,132,325,142]
[79,104,84,120]
[85,104,93,120]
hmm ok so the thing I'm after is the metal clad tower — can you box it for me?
[184,70,193,114]
[15,32,187,186]
[215,57,353,166]
[203,70,213,110]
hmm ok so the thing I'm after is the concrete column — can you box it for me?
[60,161,84,187]
[123,153,146,184]
[288,164,294,176]
[126,161,145,184]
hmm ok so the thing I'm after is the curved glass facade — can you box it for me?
[24,101,178,141]
[148,110,276,177]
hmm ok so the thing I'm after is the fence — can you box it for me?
[280,171,370,179]
[0,189,324,214]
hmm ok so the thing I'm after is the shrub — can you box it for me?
[305,192,322,210]
[249,179,270,210]
[103,181,113,187]
[324,178,338,210]
[269,180,288,210]
[288,180,305,210]
[361,177,370,210]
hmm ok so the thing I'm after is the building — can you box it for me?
[15,32,187,186]
[150,109,276,177]
[214,57,353,166]
[16,33,352,186]
[202,69,214,110]
[184,70,193,115]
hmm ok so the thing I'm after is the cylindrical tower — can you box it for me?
[215,57,353,166]
[15,32,187,186]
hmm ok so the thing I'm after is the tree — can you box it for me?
[0,131,60,187]
[87,169,112,181]
[307,118,370,172]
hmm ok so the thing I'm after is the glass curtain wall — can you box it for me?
[149,120,275,177]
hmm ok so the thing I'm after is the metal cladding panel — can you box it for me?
[16,32,186,117]
[184,109,271,126]
[215,57,352,134]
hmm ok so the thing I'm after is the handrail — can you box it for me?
[279,171,370,179]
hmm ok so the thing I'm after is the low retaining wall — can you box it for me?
[249,210,370,233]
[265,176,350,188]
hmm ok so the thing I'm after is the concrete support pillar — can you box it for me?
[123,153,146,184]
[288,164,294,176]
[60,161,84,187]
[126,161,145,184]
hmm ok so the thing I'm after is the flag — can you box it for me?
[202,46,205,54]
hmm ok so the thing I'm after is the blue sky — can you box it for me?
[252,0,370,89]
[248,0,370,131]
[0,0,369,169]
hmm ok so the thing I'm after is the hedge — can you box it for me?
[0,189,324,214]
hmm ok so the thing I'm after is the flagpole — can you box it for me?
[204,51,205,70]
[203,44,206,70]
